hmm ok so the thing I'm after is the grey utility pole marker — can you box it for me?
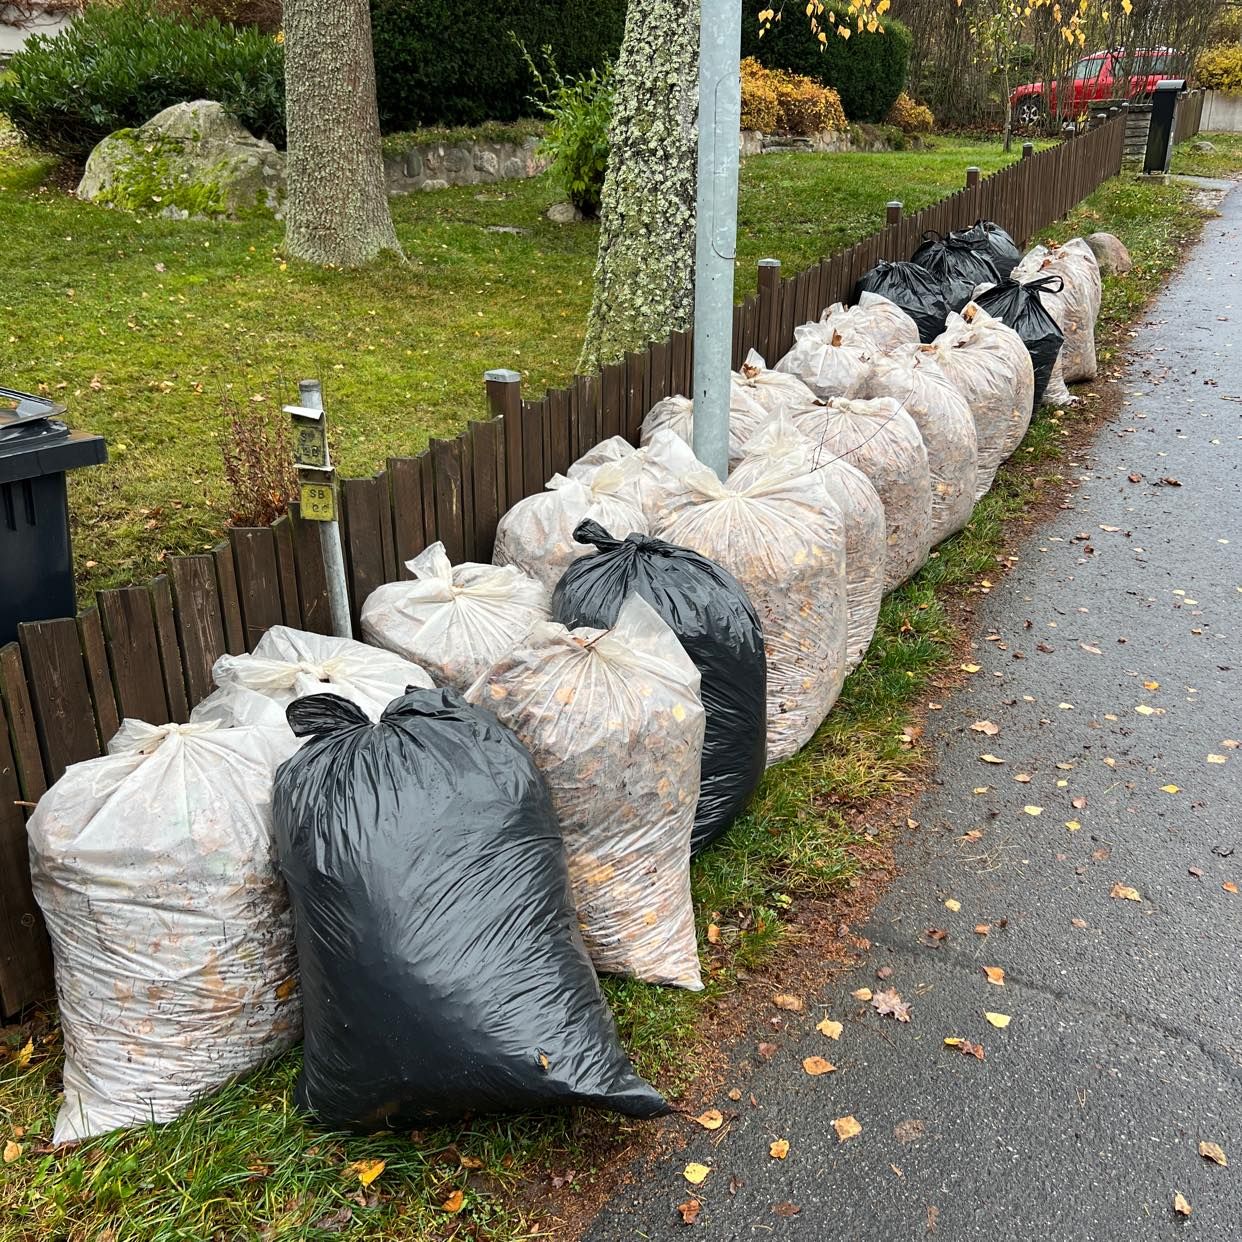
[287,379,352,639]
[691,0,742,480]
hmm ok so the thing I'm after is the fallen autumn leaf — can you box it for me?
[872,988,913,1022]
[833,1115,862,1142]
[693,1108,724,1131]
[682,1162,710,1186]
[440,1189,464,1213]
[983,966,1005,986]
[1198,1141,1227,1167]
[970,720,1000,735]
[677,1198,702,1225]
[1173,1192,1192,1216]
[802,1055,836,1076]
[769,1138,790,1159]
[984,1012,1011,1029]
[816,1018,843,1040]
[773,993,804,1012]
[1110,883,1142,901]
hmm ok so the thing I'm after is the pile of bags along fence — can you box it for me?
[28,225,1106,1144]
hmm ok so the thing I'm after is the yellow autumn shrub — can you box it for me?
[741,57,779,132]
[740,57,846,136]
[1196,44,1242,94]
[885,91,935,134]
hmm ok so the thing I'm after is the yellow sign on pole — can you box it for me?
[299,478,336,523]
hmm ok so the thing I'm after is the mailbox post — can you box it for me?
[284,380,352,638]
[1144,79,1185,176]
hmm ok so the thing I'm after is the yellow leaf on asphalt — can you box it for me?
[983,966,1005,986]
[851,987,873,1001]
[683,1162,710,1185]
[816,1018,843,1040]
[833,1115,862,1141]
[440,1189,465,1213]
[973,786,989,794]
[979,754,1005,765]
[1207,754,1227,764]
[1058,703,1074,710]
[1056,761,1074,770]
[1065,820,1082,831]
[1024,806,1043,816]
[347,1159,385,1187]
[1014,773,1031,783]
[944,899,961,912]
[970,720,999,735]
[769,1138,790,1159]
[802,1056,836,1076]
[1161,784,1180,794]
[1143,679,1159,690]
[1135,704,1164,717]
[944,1037,963,1047]
[1198,1141,1227,1166]
[974,924,990,935]
[1225,881,1239,895]
[774,993,804,1012]
[960,663,981,673]
[694,1108,725,1130]
[2,1141,20,1164]
[1173,1192,1192,1216]
[984,1012,1011,1028]
[1111,883,1141,901]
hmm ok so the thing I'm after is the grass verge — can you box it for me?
[0,170,1213,1241]
[1170,131,1242,180]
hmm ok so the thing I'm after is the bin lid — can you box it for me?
[0,387,107,483]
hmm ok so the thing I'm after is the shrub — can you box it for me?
[526,50,612,216]
[741,56,780,130]
[741,58,845,135]
[886,91,934,134]
[1196,44,1242,94]
[741,8,912,123]
[0,1,284,160]
[370,0,625,130]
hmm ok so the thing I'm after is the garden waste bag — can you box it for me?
[552,519,767,854]
[949,219,1021,280]
[911,230,1003,313]
[853,259,948,343]
[819,291,920,353]
[273,689,666,1129]
[971,275,1065,409]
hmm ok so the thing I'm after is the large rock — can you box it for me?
[1084,232,1132,276]
[77,101,285,221]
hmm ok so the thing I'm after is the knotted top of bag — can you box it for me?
[109,717,224,756]
[286,686,474,740]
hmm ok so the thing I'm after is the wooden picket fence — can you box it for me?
[0,112,1127,1017]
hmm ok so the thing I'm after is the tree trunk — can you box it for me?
[577,0,700,373]
[283,0,402,268]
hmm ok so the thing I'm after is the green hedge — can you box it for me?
[370,0,627,130]
[0,1,284,160]
[740,8,912,123]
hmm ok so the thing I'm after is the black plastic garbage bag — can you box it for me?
[273,689,667,1130]
[910,231,1003,314]
[854,260,948,344]
[948,219,1022,281]
[552,520,767,855]
[972,275,1065,408]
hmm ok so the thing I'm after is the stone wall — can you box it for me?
[739,128,851,157]
[384,136,546,194]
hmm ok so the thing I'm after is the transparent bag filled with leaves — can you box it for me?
[492,461,647,592]
[792,396,933,590]
[568,430,704,527]
[190,625,434,733]
[274,689,666,1129]
[361,542,549,694]
[552,519,766,854]
[656,457,848,765]
[639,389,770,471]
[929,303,1035,498]
[1012,238,1101,384]
[862,345,978,545]
[819,290,921,354]
[774,322,873,400]
[468,596,705,987]
[29,719,301,1144]
[734,349,819,418]
[731,413,885,671]
[854,259,948,343]
[911,229,1003,313]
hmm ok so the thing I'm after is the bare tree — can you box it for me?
[283,0,402,267]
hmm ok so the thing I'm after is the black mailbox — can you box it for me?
[1,388,107,644]
[1144,79,1185,175]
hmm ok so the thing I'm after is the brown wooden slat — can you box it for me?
[543,397,558,477]
[670,329,690,399]
[0,693,53,1017]
[212,540,246,654]
[432,437,467,564]
[271,514,302,626]
[288,503,332,633]
[549,387,572,476]
[419,452,438,553]
[17,619,99,782]
[625,352,647,443]
[229,527,283,651]
[0,642,47,802]
[457,441,477,564]
[168,555,228,706]
[469,419,501,560]
[149,575,190,723]
[601,362,624,440]
[78,608,120,746]
[98,587,169,724]
[341,474,389,623]
[388,456,427,575]
[521,399,545,497]
[648,339,672,406]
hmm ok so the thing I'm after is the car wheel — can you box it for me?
[1015,98,1045,129]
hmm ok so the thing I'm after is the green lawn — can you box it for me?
[1170,130,1242,180]
[0,159,1212,1240]
[0,135,1029,598]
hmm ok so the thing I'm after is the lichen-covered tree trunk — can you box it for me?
[283,0,402,267]
[577,0,699,373]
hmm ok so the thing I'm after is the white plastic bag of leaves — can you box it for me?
[734,349,819,418]
[361,543,550,693]
[863,345,978,545]
[775,321,873,400]
[191,625,434,731]
[793,396,933,591]
[731,414,885,672]
[28,719,301,1144]
[656,458,848,765]
[640,391,769,471]
[930,304,1035,498]
[1013,238,1101,384]
[492,462,647,592]
[570,430,704,526]
[469,595,705,990]
[819,290,921,354]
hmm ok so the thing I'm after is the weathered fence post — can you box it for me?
[756,258,782,369]
[886,200,902,226]
[1022,142,1034,160]
[965,166,980,189]
[485,368,523,519]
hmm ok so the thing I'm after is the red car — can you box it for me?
[1010,48,1183,126]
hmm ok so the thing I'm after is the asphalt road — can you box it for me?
[585,186,1242,1241]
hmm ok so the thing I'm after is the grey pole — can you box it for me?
[298,379,353,639]
[691,0,742,480]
